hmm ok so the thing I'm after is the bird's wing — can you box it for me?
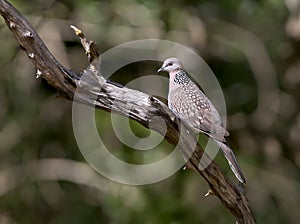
[169,84,228,142]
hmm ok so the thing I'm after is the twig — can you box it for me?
[70,25,99,63]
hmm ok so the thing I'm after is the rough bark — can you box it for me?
[0,0,255,223]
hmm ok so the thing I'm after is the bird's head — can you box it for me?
[157,58,183,73]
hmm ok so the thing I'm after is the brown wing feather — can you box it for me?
[168,82,228,142]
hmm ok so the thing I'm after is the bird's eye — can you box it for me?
[168,62,173,66]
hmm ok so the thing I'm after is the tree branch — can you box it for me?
[0,0,255,223]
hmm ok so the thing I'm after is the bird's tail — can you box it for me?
[215,141,246,184]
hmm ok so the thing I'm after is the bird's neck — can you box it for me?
[169,70,190,85]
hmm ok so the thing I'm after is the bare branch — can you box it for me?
[0,0,255,223]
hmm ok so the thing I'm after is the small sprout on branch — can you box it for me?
[28,53,34,59]
[205,189,215,197]
[23,30,33,38]
[36,69,42,79]
[9,21,15,28]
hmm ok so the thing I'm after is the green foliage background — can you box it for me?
[0,0,299,223]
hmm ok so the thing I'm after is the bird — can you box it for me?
[157,57,246,183]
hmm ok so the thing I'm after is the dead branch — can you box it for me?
[0,0,255,223]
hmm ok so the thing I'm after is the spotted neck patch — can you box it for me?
[173,70,190,85]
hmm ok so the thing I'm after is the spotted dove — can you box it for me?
[158,57,246,183]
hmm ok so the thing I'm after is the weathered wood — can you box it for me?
[0,0,255,223]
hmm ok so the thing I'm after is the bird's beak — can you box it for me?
[157,66,164,73]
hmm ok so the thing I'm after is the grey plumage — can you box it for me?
[158,57,246,183]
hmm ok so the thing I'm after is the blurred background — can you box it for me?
[0,0,300,223]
